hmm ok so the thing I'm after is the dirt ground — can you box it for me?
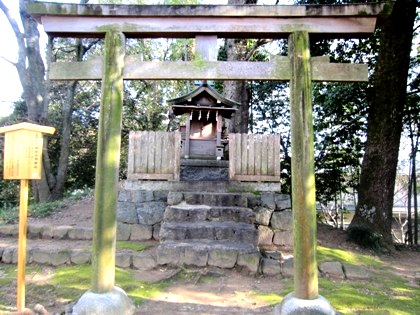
[9,197,417,314]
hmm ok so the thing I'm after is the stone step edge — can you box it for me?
[169,204,253,211]
[161,221,257,230]
[0,223,155,242]
[0,244,370,280]
[164,205,255,224]
[0,224,92,239]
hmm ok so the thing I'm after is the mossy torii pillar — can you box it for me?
[92,31,125,293]
[71,30,134,315]
[289,31,318,300]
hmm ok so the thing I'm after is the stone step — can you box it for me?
[159,221,258,244]
[181,192,248,207]
[163,204,255,224]
[156,240,261,273]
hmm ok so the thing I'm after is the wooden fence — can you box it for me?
[228,133,281,182]
[127,131,181,181]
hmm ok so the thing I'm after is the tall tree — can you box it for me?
[349,0,418,246]
[0,0,52,201]
[222,0,259,134]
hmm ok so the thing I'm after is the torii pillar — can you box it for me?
[26,3,393,314]
[275,31,332,315]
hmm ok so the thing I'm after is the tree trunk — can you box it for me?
[0,0,52,201]
[349,0,417,246]
[51,81,77,200]
[222,0,257,134]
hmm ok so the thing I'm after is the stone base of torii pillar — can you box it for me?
[274,292,336,315]
[72,286,135,315]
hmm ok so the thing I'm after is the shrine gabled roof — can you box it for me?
[167,83,240,108]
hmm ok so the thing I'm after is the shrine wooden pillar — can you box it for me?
[91,31,126,293]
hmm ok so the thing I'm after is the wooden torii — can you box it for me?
[28,2,392,313]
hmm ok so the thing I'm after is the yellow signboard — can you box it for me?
[3,130,44,179]
[0,122,55,180]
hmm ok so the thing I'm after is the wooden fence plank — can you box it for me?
[241,134,248,175]
[173,132,181,181]
[248,134,255,175]
[128,131,135,175]
[267,135,275,176]
[274,135,281,176]
[147,131,156,173]
[261,135,268,175]
[139,132,148,173]
[254,135,262,175]
[161,132,169,174]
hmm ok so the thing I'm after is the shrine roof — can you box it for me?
[168,83,238,119]
[167,83,240,108]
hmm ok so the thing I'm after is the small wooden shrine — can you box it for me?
[168,82,238,160]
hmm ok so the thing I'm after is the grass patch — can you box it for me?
[116,241,151,252]
[51,265,169,306]
[280,247,420,314]
[318,275,420,315]
[317,246,382,267]
[0,264,170,312]
[250,291,282,306]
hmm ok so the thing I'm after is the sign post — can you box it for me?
[0,122,55,313]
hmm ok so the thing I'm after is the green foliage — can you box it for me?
[313,82,367,204]
[0,201,65,224]
[347,225,385,252]
[0,188,93,224]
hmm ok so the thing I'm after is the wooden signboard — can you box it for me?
[0,122,55,313]
[0,122,56,179]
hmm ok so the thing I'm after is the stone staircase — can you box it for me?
[156,192,262,274]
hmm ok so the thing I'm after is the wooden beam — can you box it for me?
[50,56,367,82]
[39,16,378,39]
[27,2,393,39]
[27,3,393,18]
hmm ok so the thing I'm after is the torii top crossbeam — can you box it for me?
[29,2,392,39]
[27,2,393,83]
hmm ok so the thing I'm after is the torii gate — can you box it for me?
[28,2,392,314]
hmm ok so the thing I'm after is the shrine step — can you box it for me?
[181,192,248,207]
[164,204,255,224]
[160,221,258,244]
[156,240,261,273]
